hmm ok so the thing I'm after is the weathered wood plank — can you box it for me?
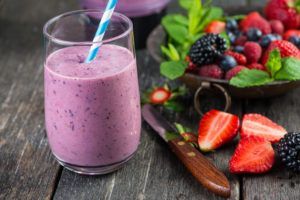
[243,89,300,200]
[0,0,78,199]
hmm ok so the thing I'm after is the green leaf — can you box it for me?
[162,17,188,44]
[266,49,282,78]
[175,123,185,134]
[230,69,274,88]
[161,44,180,61]
[179,0,195,10]
[165,131,180,141]
[197,6,223,32]
[160,61,187,80]
[188,0,202,35]
[162,14,189,27]
[275,57,300,80]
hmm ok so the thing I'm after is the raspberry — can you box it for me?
[240,12,271,34]
[244,42,262,63]
[225,50,247,65]
[269,20,284,35]
[185,56,198,73]
[225,66,247,80]
[198,64,224,79]
[247,63,267,71]
[234,35,247,46]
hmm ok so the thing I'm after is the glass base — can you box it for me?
[54,153,135,175]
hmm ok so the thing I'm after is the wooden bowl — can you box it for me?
[146,25,300,100]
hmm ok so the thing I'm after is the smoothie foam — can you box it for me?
[44,45,141,166]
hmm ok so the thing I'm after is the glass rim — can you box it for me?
[43,9,133,46]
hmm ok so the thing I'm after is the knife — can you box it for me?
[142,104,231,198]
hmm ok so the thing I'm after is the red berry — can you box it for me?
[198,64,224,79]
[283,29,300,40]
[149,88,171,104]
[269,20,285,34]
[198,110,240,151]
[234,35,247,46]
[240,12,271,34]
[205,20,226,34]
[225,65,247,80]
[229,136,275,174]
[247,63,267,71]
[241,114,287,143]
[185,56,198,73]
[244,42,262,63]
[264,0,300,29]
[262,40,300,65]
[225,50,247,65]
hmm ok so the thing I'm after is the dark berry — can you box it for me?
[277,132,300,172]
[289,36,300,48]
[273,34,282,40]
[246,28,263,41]
[227,32,236,44]
[233,46,244,53]
[226,19,238,31]
[219,55,237,71]
[189,34,227,66]
[259,34,277,48]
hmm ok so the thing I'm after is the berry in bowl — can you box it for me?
[147,0,300,114]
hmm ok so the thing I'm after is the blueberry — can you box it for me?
[233,46,244,53]
[226,19,238,31]
[260,34,277,48]
[219,55,237,71]
[227,32,236,43]
[247,28,263,41]
[289,36,300,48]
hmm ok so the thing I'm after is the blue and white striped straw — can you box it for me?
[85,0,118,63]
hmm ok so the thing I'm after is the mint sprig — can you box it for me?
[230,49,300,88]
[160,61,187,80]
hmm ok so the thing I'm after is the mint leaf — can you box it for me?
[164,100,184,112]
[197,6,223,32]
[266,49,282,77]
[188,0,202,35]
[162,17,188,44]
[160,61,187,80]
[230,69,274,88]
[161,44,180,61]
[179,0,194,10]
[275,57,300,80]
[162,14,189,27]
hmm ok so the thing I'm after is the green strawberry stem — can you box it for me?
[175,123,185,134]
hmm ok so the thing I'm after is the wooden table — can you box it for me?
[0,0,300,199]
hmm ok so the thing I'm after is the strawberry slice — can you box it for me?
[198,110,240,152]
[241,114,287,143]
[229,136,275,174]
[149,88,171,104]
[205,20,226,34]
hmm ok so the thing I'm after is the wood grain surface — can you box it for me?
[0,0,299,200]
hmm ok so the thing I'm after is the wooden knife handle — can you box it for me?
[168,138,231,198]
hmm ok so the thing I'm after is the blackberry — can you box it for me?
[277,132,300,172]
[189,34,227,66]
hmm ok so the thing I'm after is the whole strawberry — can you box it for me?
[262,40,300,65]
[265,0,300,29]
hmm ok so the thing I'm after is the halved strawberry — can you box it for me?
[229,136,275,174]
[205,20,226,34]
[149,88,171,104]
[241,114,287,143]
[198,110,240,152]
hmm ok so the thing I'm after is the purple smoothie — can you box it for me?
[44,45,141,167]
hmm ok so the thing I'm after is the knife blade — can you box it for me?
[142,104,231,198]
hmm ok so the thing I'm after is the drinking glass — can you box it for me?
[43,10,141,175]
